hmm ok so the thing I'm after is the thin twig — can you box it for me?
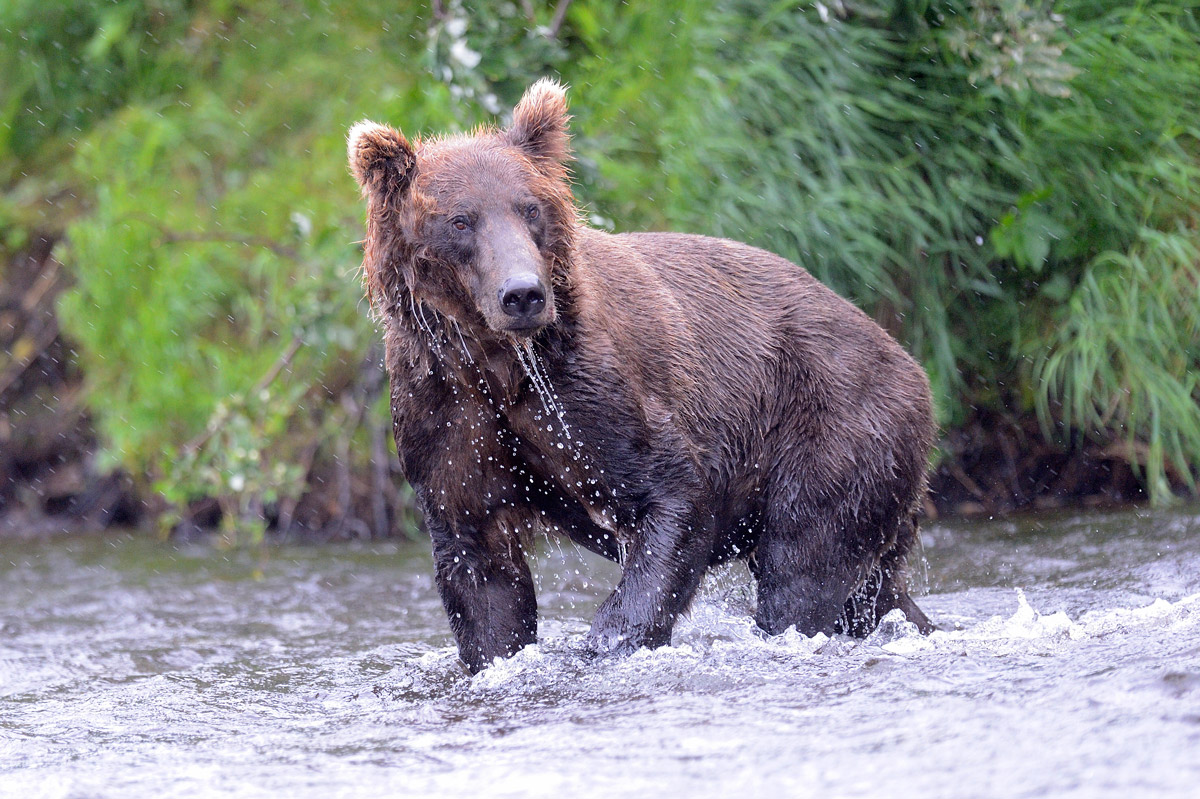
[253,335,304,396]
[360,346,390,537]
[332,397,357,539]
[547,0,573,39]
[0,318,60,398]
[369,414,390,537]
[276,434,323,536]
[19,256,61,315]
[947,458,989,504]
[329,347,387,538]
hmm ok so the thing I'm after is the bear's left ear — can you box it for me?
[506,77,572,165]
[347,120,417,203]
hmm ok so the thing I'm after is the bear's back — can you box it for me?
[570,227,931,468]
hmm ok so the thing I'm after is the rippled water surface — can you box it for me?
[3,507,1199,798]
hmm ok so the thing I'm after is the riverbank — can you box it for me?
[4,2,1199,541]
[0,235,1162,540]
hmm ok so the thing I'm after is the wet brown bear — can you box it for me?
[348,79,935,673]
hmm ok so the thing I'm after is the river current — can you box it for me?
[2,506,1199,798]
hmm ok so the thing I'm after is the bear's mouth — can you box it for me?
[500,320,547,335]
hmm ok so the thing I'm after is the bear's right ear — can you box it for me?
[347,120,417,202]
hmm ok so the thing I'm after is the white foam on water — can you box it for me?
[469,643,553,691]
[449,586,1200,697]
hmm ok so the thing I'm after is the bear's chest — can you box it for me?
[502,390,631,532]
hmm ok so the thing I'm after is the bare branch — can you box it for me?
[0,318,59,398]
[180,331,306,458]
[547,0,573,40]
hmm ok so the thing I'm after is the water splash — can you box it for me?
[449,318,476,367]
[512,339,574,446]
[407,294,445,361]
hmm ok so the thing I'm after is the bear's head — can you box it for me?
[348,78,576,338]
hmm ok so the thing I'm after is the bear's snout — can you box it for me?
[498,273,547,324]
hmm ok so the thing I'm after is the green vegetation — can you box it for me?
[654,1,1200,496]
[1,0,1197,538]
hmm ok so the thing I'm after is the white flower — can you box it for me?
[290,211,312,239]
[450,38,481,69]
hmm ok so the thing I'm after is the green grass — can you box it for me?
[651,0,1200,493]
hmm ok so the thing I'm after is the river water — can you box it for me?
[2,506,1199,798]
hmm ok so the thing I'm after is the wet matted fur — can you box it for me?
[348,79,935,673]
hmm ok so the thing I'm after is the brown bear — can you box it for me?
[348,79,935,673]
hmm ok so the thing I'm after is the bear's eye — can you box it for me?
[525,204,540,221]
[451,216,469,231]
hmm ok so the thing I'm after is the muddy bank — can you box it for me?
[0,240,1165,539]
[0,234,136,538]
[927,409,1152,519]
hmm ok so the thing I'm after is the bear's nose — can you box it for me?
[499,274,546,320]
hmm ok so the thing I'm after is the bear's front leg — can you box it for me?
[426,512,537,673]
[585,489,715,658]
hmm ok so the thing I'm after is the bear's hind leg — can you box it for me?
[835,543,934,636]
[750,512,860,637]
[835,511,934,636]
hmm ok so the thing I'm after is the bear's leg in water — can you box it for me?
[836,516,935,635]
[426,509,538,673]
[751,503,864,637]
[585,488,718,656]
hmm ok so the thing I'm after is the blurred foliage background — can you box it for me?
[1,0,1197,541]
